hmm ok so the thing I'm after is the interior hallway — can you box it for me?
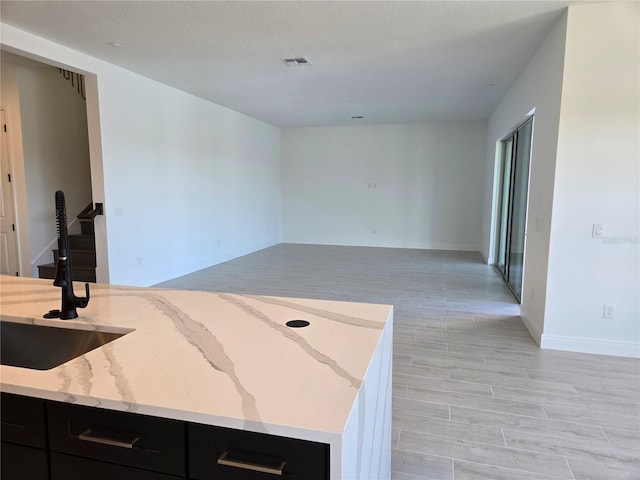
[156,244,640,480]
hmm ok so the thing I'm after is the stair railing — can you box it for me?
[77,202,103,220]
[58,68,86,100]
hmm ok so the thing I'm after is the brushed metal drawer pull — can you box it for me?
[1,421,26,429]
[78,428,141,449]
[218,450,286,475]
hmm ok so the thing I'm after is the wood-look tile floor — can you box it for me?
[156,244,640,480]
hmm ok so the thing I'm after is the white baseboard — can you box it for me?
[423,243,480,252]
[541,334,640,358]
[282,240,480,252]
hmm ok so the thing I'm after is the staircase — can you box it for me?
[37,203,97,283]
[58,68,85,100]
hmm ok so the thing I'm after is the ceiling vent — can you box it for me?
[283,57,311,67]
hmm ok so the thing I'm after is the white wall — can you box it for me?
[97,67,281,286]
[282,122,487,250]
[1,25,282,287]
[483,2,639,357]
[16,66,92,275]
[542,2,639,357]
[482,12,567,341]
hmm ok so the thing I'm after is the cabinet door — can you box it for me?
[1,442,49,480]
[1,392,47,448]
[51,452,183,480]
[189,423,328,480]
[47,401,186,477]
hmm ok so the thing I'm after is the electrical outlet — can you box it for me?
[603,304,615,319]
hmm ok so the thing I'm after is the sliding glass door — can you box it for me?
[495,117,533,302]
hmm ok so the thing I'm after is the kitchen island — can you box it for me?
[0,275,393,479]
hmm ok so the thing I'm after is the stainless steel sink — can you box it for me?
[1,320,127,370]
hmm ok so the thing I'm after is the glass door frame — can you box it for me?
[494,115,534,303]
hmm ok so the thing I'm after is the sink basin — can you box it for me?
[1,321,127,370]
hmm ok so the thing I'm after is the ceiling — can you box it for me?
[1,1,586,127]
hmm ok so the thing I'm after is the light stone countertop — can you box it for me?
[0,275,393,444]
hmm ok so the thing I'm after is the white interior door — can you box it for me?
[1,109,20,276]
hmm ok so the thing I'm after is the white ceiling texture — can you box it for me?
[1,1,588,127]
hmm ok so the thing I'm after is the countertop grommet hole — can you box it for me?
[286,320,310,328]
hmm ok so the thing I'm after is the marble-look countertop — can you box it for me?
[0,275,393,443]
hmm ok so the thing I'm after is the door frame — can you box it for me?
[1,108,21,276]
[493,114,535,302]
[0,47,109,283]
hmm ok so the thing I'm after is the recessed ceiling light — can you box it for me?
[283,57,311,67]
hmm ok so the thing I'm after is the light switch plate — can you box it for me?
[592,223,605,238]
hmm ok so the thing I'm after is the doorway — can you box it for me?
[1,52,102,280]
[1,109,19,276]
[495,116,533,302]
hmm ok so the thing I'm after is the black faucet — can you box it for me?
[52,249,90,320]
[44,191,90,320]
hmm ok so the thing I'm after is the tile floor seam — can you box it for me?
[394,446,460,468]
[540,403,549,420]
[392,403,452,418]
[399,435,574,479]
[393,428,506,450]
[563,455,577,480]
[402,384,497,400]
[400,430,520,452]
[453,459,571,480]
[499,424,612,445]
[599,426,615,449]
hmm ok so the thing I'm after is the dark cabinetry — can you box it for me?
[50,453,182,480]
[1,393,329,479]
[1,394,49,480]
[190,423,328,479]
[48,402,185,479]
[2,442,50,480]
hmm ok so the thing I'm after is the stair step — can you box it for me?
[69,234,95,251]
[37,203,98,283]
[53,249,96,268]
[38,263,96,283]
[80,219,94,236]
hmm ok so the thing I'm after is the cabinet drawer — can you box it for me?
[47,401,186,476]
[1,442,49,480]
[189,423,328,480]
[51,452,184,480]
[1,393,47,448]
